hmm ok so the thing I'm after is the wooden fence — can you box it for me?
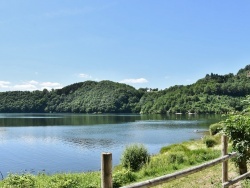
[101,135,250,188]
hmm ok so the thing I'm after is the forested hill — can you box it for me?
[0,81,142,113]
[139,65,250,114]
[1,65,250,114]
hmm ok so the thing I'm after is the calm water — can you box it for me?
[0,113,222,177]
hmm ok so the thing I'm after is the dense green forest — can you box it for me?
[1,65,250,114]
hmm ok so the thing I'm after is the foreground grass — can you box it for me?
[154,159,232,188]
[0,172,100,188]
[157,160,250,188]
[1,134,247,188]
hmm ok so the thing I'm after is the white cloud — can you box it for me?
[40,82,61,87]
[78,73,92,79]
[0,81,11,88]
[0,80,63,91]
[40,82,62,90]
[13,84,37,91]
[120,78,148,84]
[28,80,39,85]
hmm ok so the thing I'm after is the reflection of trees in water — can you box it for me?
[0,114,139,126]
[0,114,223,128]
[0,117,60,126]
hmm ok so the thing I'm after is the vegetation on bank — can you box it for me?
[0,172,100,188]
[1,65,250,114]
[208,95,250,176]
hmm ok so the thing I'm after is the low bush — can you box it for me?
[203,136,217,148]
[48,174,80,188]
[209,122,224,135]
[2,174,35,188]
[121,144,150,171]
[113,169,137,188]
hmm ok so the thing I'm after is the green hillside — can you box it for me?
[139,65,250,114]
[1,65,250,114]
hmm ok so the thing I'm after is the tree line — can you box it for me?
[1,65,250,114]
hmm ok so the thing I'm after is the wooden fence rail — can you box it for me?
[101,135,250,188]
[120,152,237,188]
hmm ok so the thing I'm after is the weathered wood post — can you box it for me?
[222,135,228,188]
[101,152,113,188]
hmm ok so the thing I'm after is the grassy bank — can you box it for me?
[156,159,250,188]
[0,134,242,188]
[0,172,100,188]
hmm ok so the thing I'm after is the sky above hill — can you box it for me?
[0,0,250,91]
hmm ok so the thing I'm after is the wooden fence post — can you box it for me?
[222,135,228,188]
[101,152,113,188]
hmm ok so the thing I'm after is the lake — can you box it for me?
[0,113,222,177]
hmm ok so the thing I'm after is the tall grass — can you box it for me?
[136,146,220,181]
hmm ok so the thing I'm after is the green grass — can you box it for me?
[131,141,221,183]
[0,172,100,188]
[155,158,250,188]
[0,136,233,188]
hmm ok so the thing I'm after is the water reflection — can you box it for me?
[0,113,223,177]
[64,137,115,149]
[0,113,222,127]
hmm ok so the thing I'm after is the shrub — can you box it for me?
[49,174,80,188]
[209,122,223,135]
[113,169,137,188]
[121,144,150,171]
[3,174,35,188]
[224,115,250,174]
[203,136,217,148]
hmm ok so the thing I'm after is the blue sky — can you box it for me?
[0,0,250,91]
